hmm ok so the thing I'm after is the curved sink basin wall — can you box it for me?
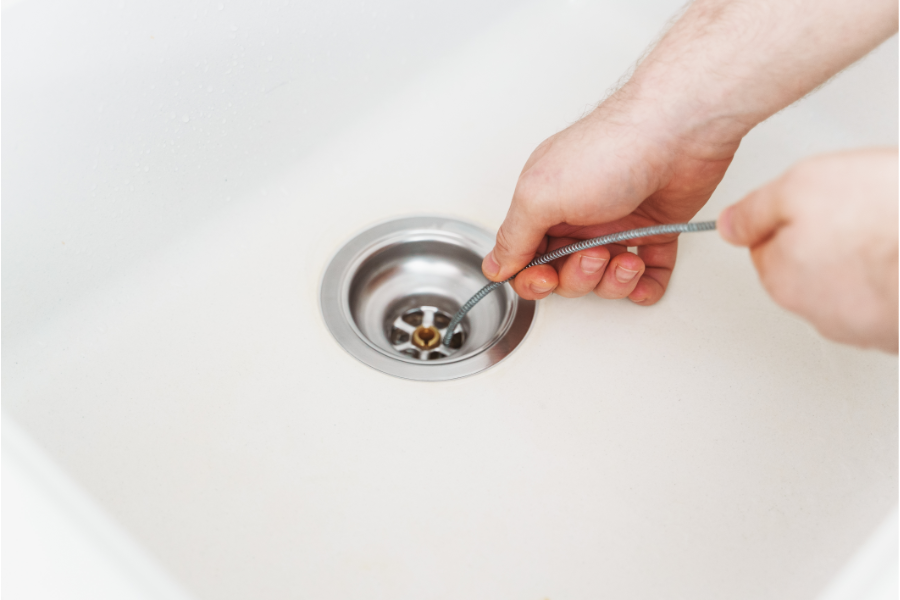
[3,0,898,599]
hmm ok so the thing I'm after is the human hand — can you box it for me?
[719,149,899,352]
[482,0,896,308]
[482,96,739,305]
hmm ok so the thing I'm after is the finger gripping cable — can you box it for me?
[442,220,718,346]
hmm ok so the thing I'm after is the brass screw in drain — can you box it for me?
[411,326,441,350]
[389,306,465,360]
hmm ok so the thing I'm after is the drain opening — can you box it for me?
[389,306,466,361]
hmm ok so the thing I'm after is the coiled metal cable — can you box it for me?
[442,220,717,346]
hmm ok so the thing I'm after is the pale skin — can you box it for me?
[484,0,899,352]
[719,149,898,352]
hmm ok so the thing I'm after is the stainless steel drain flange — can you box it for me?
[319,216,536,381]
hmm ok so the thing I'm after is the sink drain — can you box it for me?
[319,216,536,381]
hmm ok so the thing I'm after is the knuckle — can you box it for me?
[516,163,561,208]
[529,136,555,159]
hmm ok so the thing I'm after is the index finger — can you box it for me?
[482,181,563,282]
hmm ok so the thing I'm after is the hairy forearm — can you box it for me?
[621,0,898,153]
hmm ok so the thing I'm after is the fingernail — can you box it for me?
[531,282,554,294]
[580,255,606,274]
[616,266,639,283]
[718,207,734,241]
[718,207,745,246]
[483,251,500,278]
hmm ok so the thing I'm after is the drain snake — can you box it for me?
[442,220,717,346]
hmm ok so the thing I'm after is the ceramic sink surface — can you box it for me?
[3,0,898,598]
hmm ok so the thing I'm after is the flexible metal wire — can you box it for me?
[442,220,717,346]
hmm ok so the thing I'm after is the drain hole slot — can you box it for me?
[400,310,423,326]
[390,329,410,345]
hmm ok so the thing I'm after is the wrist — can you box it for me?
[610,74,752,163]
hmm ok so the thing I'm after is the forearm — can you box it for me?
[619,0,898,154]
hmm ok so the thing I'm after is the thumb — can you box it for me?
[483,201,555,282]
[719,184,786,248]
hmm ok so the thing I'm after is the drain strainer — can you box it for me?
[389,306,465,360]
[319,216,536,381]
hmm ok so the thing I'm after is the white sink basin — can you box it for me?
[3,0,897,598]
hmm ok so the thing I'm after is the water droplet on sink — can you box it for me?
[182,115,190,122]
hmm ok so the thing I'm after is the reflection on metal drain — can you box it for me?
[320,216,536,381]
[390,306,465,360]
